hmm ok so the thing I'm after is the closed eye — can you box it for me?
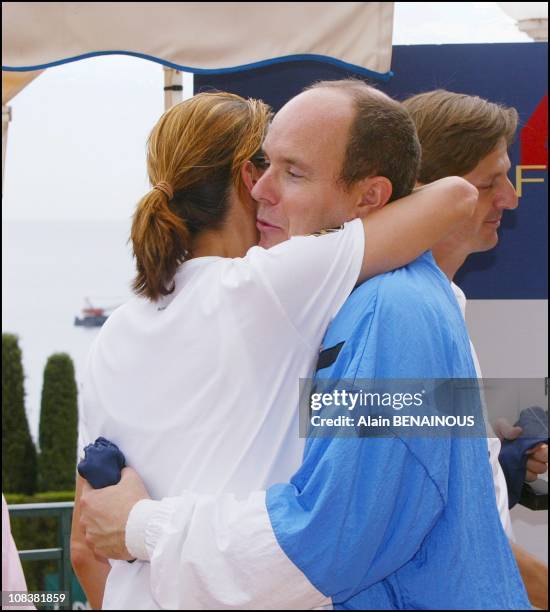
[478,177,498,190]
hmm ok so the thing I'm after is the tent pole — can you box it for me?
[163,67,183,111]
[2,105,12,191]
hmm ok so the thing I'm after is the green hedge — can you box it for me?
[2,333,38,494]
[38,353,78,492]
[5,491,75,504]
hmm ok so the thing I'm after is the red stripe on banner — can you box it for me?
[521,95,548,166]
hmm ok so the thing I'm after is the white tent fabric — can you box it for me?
[1,2,394,182]
[2,2,394,78]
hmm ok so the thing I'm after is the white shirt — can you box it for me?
[451,282,514,540]
[79,220,364,609]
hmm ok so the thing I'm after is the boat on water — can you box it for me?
[74,298,118,328]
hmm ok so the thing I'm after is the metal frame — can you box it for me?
[7,502,75,610]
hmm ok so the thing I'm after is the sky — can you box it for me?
[1,2,539,222]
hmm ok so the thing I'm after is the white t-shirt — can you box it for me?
[450,282,514,540]
[79,219,364,609]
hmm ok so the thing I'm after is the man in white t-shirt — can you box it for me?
[79,82,534,609]
[403,88,548,609]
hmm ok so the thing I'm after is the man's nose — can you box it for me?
[496,176,519,211]
[251,169,277,206]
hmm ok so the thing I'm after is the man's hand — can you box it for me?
[494,418,549,481]
[80,467,150,560]
[493,418,523,443]
[525,443,548,482]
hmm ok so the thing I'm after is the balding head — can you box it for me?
[304,79,421,200]
[275,87,356,130]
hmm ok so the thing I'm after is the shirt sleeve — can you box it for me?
[77,412,91,458]
[488,437,514,540]
[243,218,364,348]
[78,337,99,458]
[469,336,514,538]
[126,436,444,609]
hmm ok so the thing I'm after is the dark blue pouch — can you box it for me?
[77,437,126,489]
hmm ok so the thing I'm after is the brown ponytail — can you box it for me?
[130,92,271,301]
[131,188,190,299]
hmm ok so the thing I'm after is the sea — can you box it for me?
[2,219,135,444]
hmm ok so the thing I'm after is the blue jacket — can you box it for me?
[267,253,530,609]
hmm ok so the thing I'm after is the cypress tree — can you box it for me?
[2,333,37,494]
[38,353,78,491]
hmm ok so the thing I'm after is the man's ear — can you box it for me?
[355,176,393,218]
[241,161,263,194]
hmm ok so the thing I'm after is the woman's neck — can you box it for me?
[191,227,255,259]
[190,194,259,259]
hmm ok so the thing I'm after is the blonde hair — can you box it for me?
[403,90,518,183]
[131,92,271,301]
